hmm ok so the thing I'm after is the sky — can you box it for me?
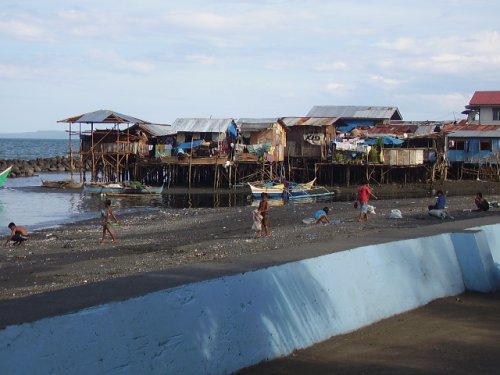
[1,0,500,132]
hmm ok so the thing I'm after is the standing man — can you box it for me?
[257,193,270,238]
[4,222,29,246]
[356,180,377,222]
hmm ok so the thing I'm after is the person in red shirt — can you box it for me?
[356,180,377,222]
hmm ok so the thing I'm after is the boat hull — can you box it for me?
[248,179,318,199]
[42,179,83,189]
[84,182,163,195]
[0,166,12,188]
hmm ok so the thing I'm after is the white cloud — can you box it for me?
[88,50,155,73]
[314,62,348,71]
[185,54,217,65]
[0,63,39,79]
[0,19,47,41]
[370,75,402,88]
[324,82,350,93]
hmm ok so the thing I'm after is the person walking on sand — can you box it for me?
[257,192,270,238]
[100,199,120,243]
[4,222,29,246]
[356,180,377,222]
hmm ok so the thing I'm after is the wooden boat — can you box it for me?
[0,165,12,188]
[83,181,163,195]
[41,179,83,189]
[248,179,317,198]
[285,185,335,200]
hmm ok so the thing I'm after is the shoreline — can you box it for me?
[2,188,500,302]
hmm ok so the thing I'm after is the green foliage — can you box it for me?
[368,147,379,163]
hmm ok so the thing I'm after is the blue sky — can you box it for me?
[1,0,500,131]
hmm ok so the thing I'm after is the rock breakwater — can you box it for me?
[0,156,81,177]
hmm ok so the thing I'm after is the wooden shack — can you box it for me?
[280,117,337,160]
[236,118,286,162]
[58,109,162,182]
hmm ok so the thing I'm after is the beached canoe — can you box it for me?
[41,179,83,189]
[0,165,12,188]
[248,179,317,199]
[84,182,163,195]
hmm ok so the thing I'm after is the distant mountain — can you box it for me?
[0,130,68,139]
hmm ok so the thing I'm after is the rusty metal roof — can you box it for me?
[280,117,339,127]
[171,118,233,133]
[443,124,500,137]
[442,124,500,132]
[58,109,148,124]
[368,125,417,135]
[237,118,280,132]
[447,130,500,137]
[469,91,500,106]
[306,106,402,120]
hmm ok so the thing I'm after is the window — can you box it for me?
[493,108,500,121]
[448,139,465,150]
[480,140,492,151]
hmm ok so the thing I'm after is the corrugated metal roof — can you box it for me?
[368,125,417,135]
[237,118,280,124]
[280,117,339,127]
[469,91,500,106]
[414,125,438,136]
[171,118,233,133]
[237,118,280,132]
[447,130,500,138]
[58,109,147,124]
[443,124,500,132]
[137,123,175,137]
[306,106,402,120]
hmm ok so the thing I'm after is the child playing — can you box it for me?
[4,222,29,246]
[252,209,263,234]
[100,199,120,243]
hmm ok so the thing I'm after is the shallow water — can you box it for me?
[1,171,343,232]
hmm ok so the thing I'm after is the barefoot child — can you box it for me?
[4,222,29,246]
[252,209,263,234]
[100,199,120,243]
[257,192,270,238]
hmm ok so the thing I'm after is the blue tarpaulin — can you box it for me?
[227,120,238,137]
[364,136,404,146]
[177,139,205,149]
[337,120,375,133]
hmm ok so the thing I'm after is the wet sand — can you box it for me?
[2,188,499,301]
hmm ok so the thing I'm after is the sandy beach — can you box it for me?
[2,181,500,301]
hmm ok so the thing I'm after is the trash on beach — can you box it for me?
[429,209,454,220]
[389,209,403,219]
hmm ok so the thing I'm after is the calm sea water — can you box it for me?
[0,138,79,160]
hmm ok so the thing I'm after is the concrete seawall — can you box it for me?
[1,221,499,374]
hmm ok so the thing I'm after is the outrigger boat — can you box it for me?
[248,178,334,200]
[83,181,163,195]
[0,165,12,188]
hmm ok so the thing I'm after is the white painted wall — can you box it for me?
[1,225,499,375]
